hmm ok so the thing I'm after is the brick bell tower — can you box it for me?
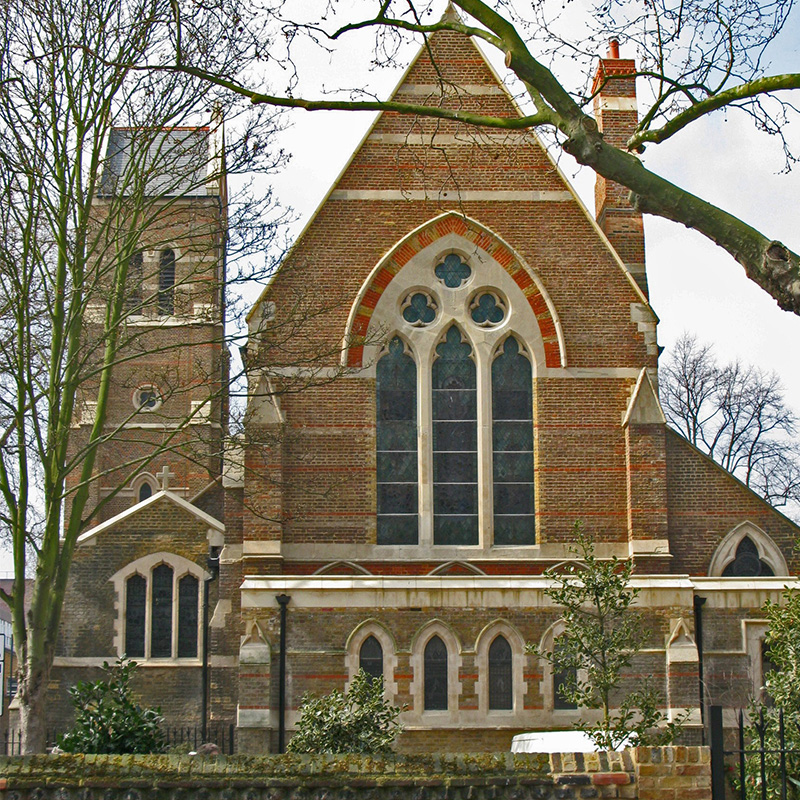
[72,124,228,526]
[592,40,648,296]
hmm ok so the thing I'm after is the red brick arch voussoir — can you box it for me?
[344,212,565,369]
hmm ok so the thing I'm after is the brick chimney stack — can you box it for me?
[592,41,647,296]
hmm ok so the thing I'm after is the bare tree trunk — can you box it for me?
[18,658,50,754]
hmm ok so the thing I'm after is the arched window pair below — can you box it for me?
[125,563,199,659]
[376,330,534,546]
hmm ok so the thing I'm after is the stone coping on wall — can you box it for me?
[0,748,710,800]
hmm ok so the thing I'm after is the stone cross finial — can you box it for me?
[157,465,175,490]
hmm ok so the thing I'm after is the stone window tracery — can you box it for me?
[112,553,206,661]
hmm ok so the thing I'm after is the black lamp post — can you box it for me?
[201,545,221,743]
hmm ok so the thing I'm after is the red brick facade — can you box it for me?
[46,26,799,754]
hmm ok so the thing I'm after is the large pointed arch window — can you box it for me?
[492,337,534,545]
[433,326,478,545]
[371,249,538,548]
[376,337,418,544]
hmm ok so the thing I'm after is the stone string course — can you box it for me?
[0,748,710,800]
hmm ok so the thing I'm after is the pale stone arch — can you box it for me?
[109,552,209,660]
[473,619,528,715]
[708,522,788,577]
[427,560,487,576]
[344,619,399,700]
[409,619,463,719]
[313,560,373,576]
[343,211,565,370]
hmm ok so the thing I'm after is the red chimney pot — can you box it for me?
[608,39,620,58]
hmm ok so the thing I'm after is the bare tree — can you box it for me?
[169,0,800,314]
[0,0,291,752]
[660,333,800,514]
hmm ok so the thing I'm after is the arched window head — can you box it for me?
[488,635,512,710]
[722,536,775,577]
[424,635,448,710]
[138,482,153,503]
[359,635,384,680]
[158,248,175,315]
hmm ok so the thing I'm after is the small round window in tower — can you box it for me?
[469,292,506,326]
[401,292,437,326]
[435,254,471,288]
[134,386,162,412]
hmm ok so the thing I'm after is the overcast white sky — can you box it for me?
[2,2,800,578]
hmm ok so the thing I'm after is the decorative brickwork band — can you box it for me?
[344,212,565,369]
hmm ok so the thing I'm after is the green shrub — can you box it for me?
[286,669,403,754]
[57,657,166,754]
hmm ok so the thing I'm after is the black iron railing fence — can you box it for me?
[2,723,235,756]
[710,704,800,800]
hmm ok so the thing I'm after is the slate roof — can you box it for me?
[99,127,221,198]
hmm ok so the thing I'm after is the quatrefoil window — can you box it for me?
[470,292,506,326]
[402,292,437,326]
[435,254,472,288]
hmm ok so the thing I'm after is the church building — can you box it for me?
[42,20,799,753]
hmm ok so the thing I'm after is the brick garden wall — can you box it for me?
[0,747,711,800]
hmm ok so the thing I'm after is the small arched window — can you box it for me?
[124,562,200,660]
[359,635,383,680]
[488,635,513,710]
[126,251,143,310]
[424,635,448,710]
[158,248,175,315]
[138,482,153,503]
[721,536,775,577]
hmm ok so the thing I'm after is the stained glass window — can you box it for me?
[138,482,153,502]
[424,636,448,710]
[553,638,578,710]
[470,292,506,326]
[359,635,384,680]
[150,563,173,657]
[177,574,199,658]
[488,636,513,710]
[125,574,146,658]
[402,292,437,326]
[433,326,478,545]
[492,337,535,545]
[158,248,175,315]
[435,254,471,288]
[377,337,418,544]
[722,536,774,577]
